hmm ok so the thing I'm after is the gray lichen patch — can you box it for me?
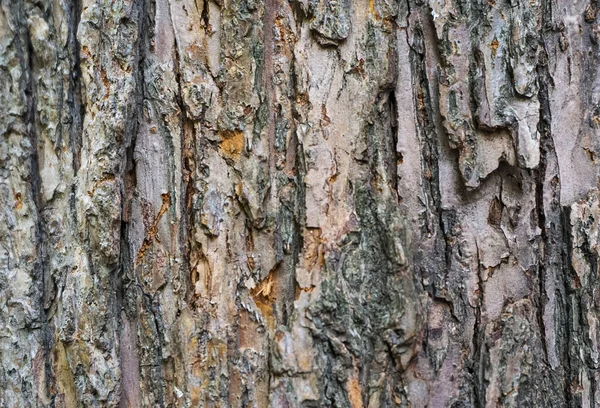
[308,0,351,45]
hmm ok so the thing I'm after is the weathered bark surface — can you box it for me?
[2,0,600,406]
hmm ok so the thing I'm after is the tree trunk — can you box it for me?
[1,0,599,406]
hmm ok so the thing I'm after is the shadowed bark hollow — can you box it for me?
[2,0,600,406]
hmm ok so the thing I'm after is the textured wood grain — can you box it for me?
[1,0,600,406]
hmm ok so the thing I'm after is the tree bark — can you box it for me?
[1,0,600,406]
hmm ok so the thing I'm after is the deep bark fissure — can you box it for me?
[560,205,576,407]
[534,52,552,369]
[69,0,85,173]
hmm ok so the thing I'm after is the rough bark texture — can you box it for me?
[2,0,600,406]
